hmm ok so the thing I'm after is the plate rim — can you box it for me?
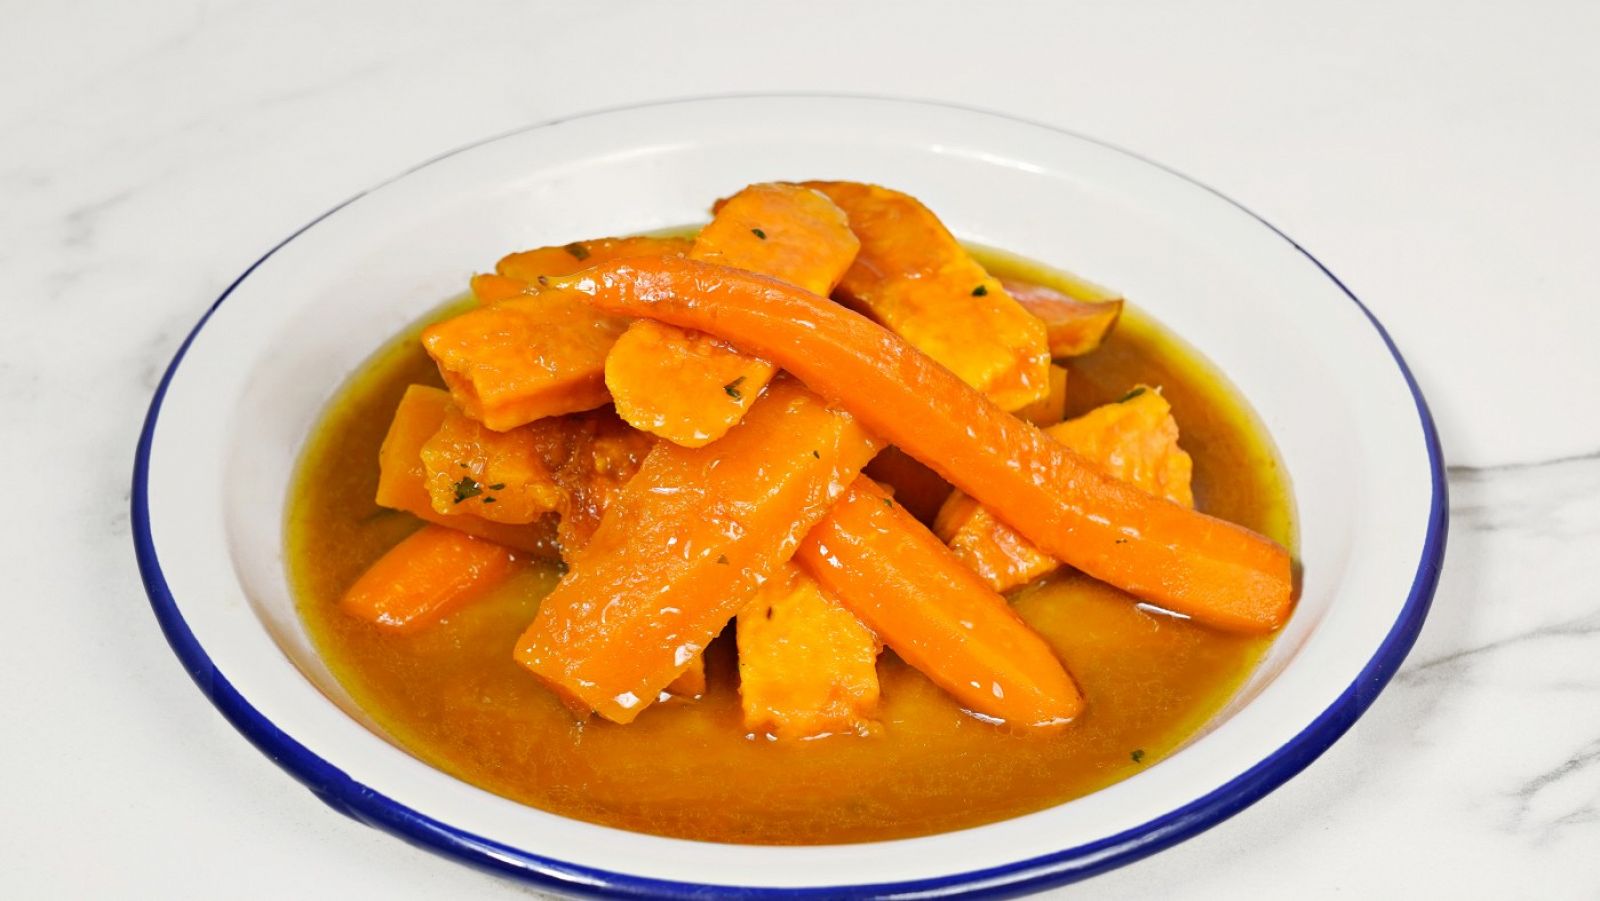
[131,93,1447,899]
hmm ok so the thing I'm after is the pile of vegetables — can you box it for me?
[341,181,1295,739]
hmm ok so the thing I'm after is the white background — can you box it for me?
[4,1,1597,897]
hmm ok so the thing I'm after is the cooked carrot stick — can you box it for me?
[796,478,1081,727]
[495,235,689,285]
[736,562,882,739]
[553,258,1293,633]
[937,387,1195,592]
[514,378,882,723]
[605,183,858,447]
[803,181,1051,411]
[375,385,560,554]
[341,525,522,633]
[1002,278,1124,358]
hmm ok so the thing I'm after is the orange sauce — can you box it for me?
[286,246,1295,845]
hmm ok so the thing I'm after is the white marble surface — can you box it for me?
[4,0,1596,896]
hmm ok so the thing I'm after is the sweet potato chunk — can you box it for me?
[736,563,881,740]
[1003,278,1123,358]
[341,525,522,633]
[421,291,629,431]
[514,378,881,724]
[936,387,1194,592]
[1014,364,1070,427]
[469,273,531,304]
[418,403,654,552]
[495,235,689,285]
[804,181,1051,411]
[862,446,952,525]
[606,183,858,447]
[373,385,559,554]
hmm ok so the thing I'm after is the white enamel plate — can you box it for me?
[133,95,1445,898]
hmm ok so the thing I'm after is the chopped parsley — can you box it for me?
[1118,386,1147,403]
[971,284,988,297]
[564,241,591,261]
[452,476,482,504]
[723,375,747,400]
[883,497,894,508]
[811,450,821,459]
[487,483,506,491]
[482,497,498,504]
[751,227,767,240]
[1131,749,1146,764]
[1115,538,1129,545]
[716,554,730,565]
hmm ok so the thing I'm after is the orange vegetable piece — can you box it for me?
[469,273,531,304]
[421,291,629,431]
[937,387,1195,592]
[736,562,882,740]
[495,235,689,285]
[514,378,881,723]
[341,525,522,633]
[374,385,559,554]
[554,258,1293,633]
[862,446,952,525]
[797,478,1082,728]
[1003,278,1124,358]
[663,654,706,702]
[605,183,859,447]
[1013,363,1070,427]
[804,181,1051,411]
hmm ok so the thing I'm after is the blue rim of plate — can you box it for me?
[131,94,1448,899]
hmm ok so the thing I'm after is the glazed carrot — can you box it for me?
[937,387,1195,593]
[605,183,858,447]
[736,562,882,739]
[803,181,1050,411]
[421,291,629,431]
[1003,279,1124,358]
[554,259,1293,633]
[341,525,521,633]
[375,385,560,554]
[514,378,881,723]
[796,478,1081,728]
[495,235,690,286]
[1013,363,1070,427]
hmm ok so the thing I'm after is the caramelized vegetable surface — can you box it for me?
[606,183,858,447]
[805,181,1051,410]
[374,384,560,553]
[555,257,1294,633]
[514,378,881,723]
[1003,278,1124,358]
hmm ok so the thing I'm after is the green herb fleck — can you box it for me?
[971,284,989,297]
[458,462,469,469]
[482,497,498,505]
[536,275,549,286]
[1131,749,1146,764]
[1118,386,1147,403]
[723,375,747,400]
[716,554,730,565]
[883,497,894,508]
[811,450,821,459]
[751,228,767,240]
[487,483,506,491]
[452,476,482,504]
[564,241,591,261]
